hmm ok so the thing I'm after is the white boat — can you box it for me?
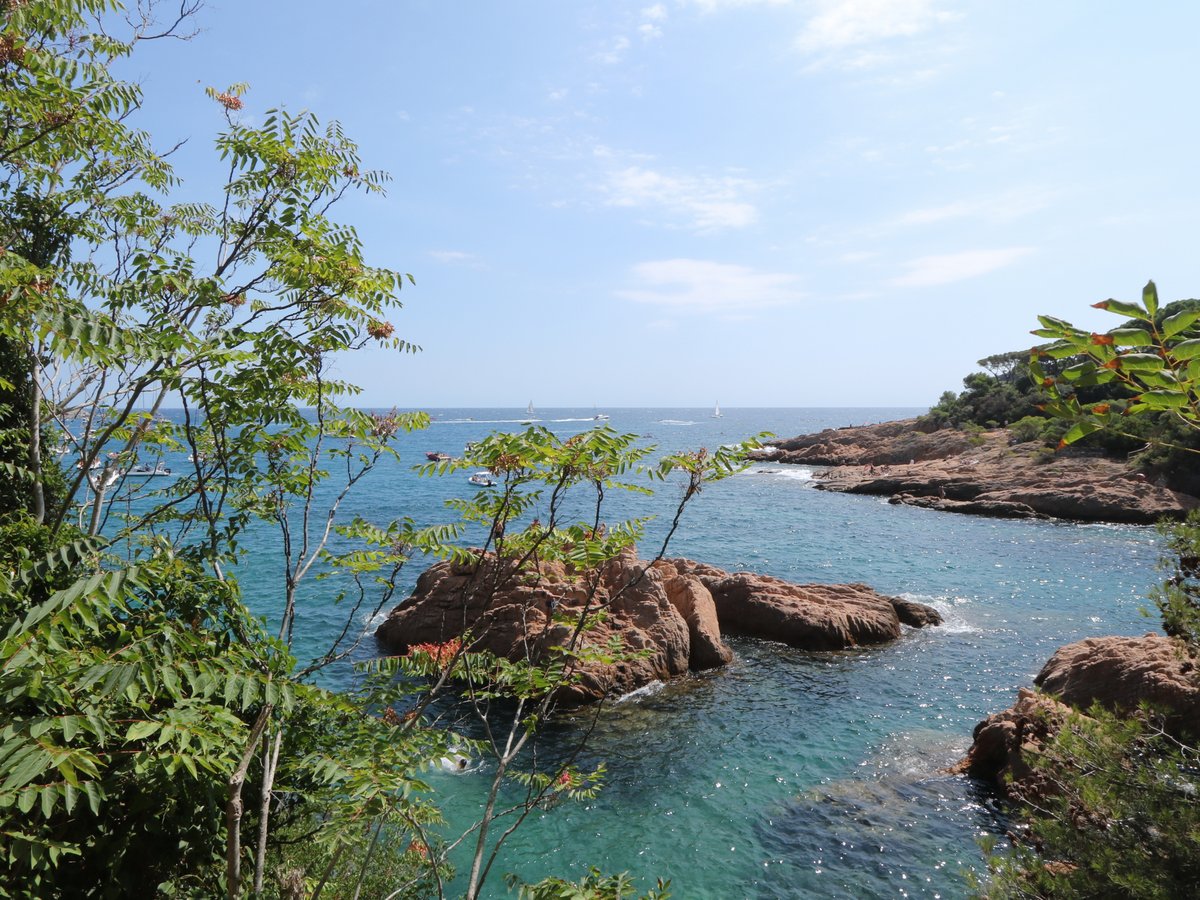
[468,471,496,487]
[711,402,723,418]
[526,401,534,416]
[128,462,172,477]
[593,413,610,421]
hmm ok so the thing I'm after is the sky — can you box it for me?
[126,0,1200,408]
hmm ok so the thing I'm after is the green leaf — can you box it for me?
[1163,308,1200,339]
[1115,353,1165,372]
[1169,338,1200,361]
[1131,390,1190,410]
[1142,279,1159,316]
[124,721,159,743]
[1058,420,1105,447]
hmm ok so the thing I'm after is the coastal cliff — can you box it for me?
[752,418,1199,524]
[375,549,942,705]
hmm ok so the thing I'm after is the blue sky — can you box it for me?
[128,1,1200,408]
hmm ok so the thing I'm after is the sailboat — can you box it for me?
[711,402,723,418]
[520,401,535,424]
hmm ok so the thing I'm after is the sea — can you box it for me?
[188,407,1164,898]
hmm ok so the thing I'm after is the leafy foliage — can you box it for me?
[981,707,1200,900]
[1150,510,1200,652]
[0,4,766,898]
[505,867,672,900]
[980,284,1200,898]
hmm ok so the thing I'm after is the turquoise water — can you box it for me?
[139,408,1164,897]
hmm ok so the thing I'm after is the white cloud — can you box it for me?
[797,0,955,50]
[596,35,631,64]
[688,0,794,10]
[428,250,480,267]
[891,247,1034,288]
[617,259,804,313]
[604,165,759,231]
[896,189,1052,226]
[796,0,958,69]
[639,2,668,39]
[548,88,568,102]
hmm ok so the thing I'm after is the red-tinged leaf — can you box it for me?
[1109,327,1153,347]
[1090,333,1114,346]
[1092,298,1148,319]
[1092,403,1110,415]
[1042,377,1056,387]
[1102,358,1122,369]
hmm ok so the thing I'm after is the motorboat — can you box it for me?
[425,451,452,462]
[593,413,610,421]
[468,471,496,487]
[128,462,172,477]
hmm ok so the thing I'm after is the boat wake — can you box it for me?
[656,419,697,426]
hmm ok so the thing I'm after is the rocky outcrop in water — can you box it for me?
[375,550,942,705]
[751,418,1199,524]
[955,634,1199,802]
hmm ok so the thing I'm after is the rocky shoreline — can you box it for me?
[375,549,942,705]
[953,634,1199,804]
[751,418,1200,524]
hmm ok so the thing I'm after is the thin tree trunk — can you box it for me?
[227,705,273,899]
[29,346,44,523]
[252,727,284,895]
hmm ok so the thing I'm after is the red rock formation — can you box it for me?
[956,634,1200,801]
[952,688,1072,804]
[1034,634,1200,736]
[752,418,1198,524]
[375,549,694,705]
[375,551,942,704]
[664,558,927,649]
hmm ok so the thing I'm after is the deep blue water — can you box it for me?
[124,408,1165,897]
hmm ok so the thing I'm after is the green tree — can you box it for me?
[0,5,757,898]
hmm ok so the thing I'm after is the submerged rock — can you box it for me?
[375,550,942,704]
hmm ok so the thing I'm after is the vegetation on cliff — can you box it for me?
[921,287,1200,494]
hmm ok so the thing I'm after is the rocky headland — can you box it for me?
[375,549,942,705]
[751,418,1200,524]
[954,634,1200,804]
